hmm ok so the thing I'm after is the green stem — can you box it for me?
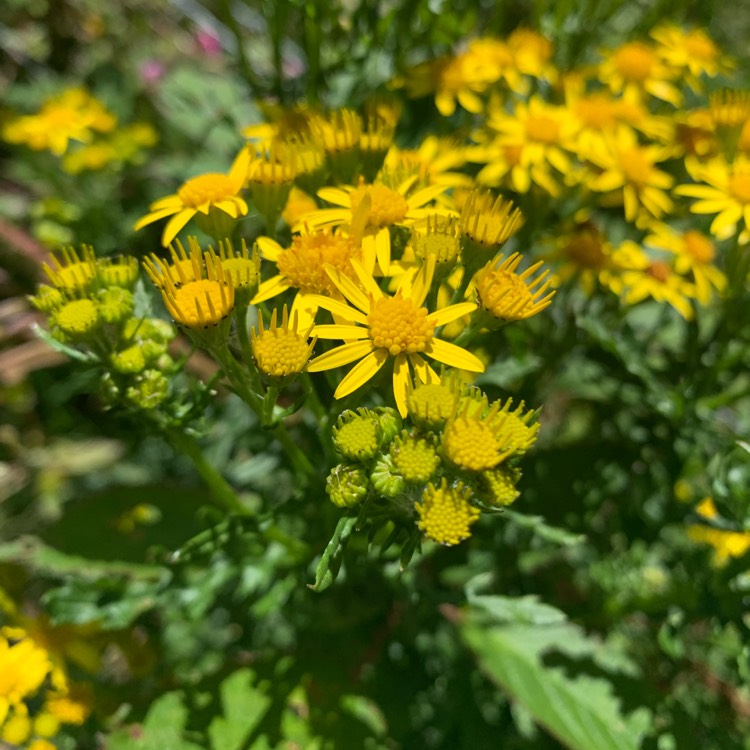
[165,428,248,515]
[262,385,280,426]
[273,422,317,483]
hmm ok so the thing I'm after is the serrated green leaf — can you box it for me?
[208,668,271,750]
[33,323,99,363]
[460,609,651,750]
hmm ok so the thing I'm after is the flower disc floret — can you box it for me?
[368,293,435,356]
[391,432,440,483]
[351,183,409,228]
[415,479,480,546]
[53,299,99,336]
[251,306,315,378]
[211,238,260,289]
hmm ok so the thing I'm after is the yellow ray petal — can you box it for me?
[427,301,477,326]
[393,354,411,416]
[409,353,440,384]
[256,236,283,261]
[162,209,196,246]
[308,339,374,372]
[252,274,291,304]
[312,324,369,339]
[324,265,372,312]
[335,349,389,399]
[317,187,353,207]
[350,258,384,300]
[134,207,179,231]
[426,338,484,372]
[304,293,369,325]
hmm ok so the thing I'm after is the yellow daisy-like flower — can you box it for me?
[676,155,750,238]
[478,96,579,195]
[507,28,555,80]
[150,242,235,328]
[252,228,364,329]
[481,465,521,507]
[651,25,731,84]
[305,177,449,274]
[606,241,696,319]
[2,87,116,156]
[644,225,725,304]
[134,147,251,245]
[474,253,555,321]
[282,187,319,227]
[415,479,480,546]
[246,144,296,226]
[307,257,483,416]
[308,108,362,183]
[0,629,52,724]
[143,237,206,289]
[598,40,681,106]
[406,371,464,427]
[442,397,538,471]
[250,305,316,379]
[585,126,674,223]
[42,244,97,293]
[411,214,462,267]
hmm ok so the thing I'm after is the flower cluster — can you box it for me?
[326,374,538,547]
[395,25,736,319]
[2,86,156,171]
[0,626,90,749]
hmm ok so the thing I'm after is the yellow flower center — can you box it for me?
[54,299,99,335]
[334,418,380,460]
[221,257,259,288]
[177,174,237,207]
[481,466,520,507]
[525,115,560,144]
[252,328,312,378]
[368,294,435,356]
[564,231,608,268]
[167,279,233,327]
[684,32,717,61]
[576,96,618,129]
[415,480,480,546]
[443,417,505,471]
[619,148,653,186]
[407,382,460,425]
[276,232,359,294]
[614,43,656,82]
[504,145,523,166]
[728,173,750,204]
[351,184,409,228]
[682,231,715,264]
[392,434,440,482]
[647,261,671,283]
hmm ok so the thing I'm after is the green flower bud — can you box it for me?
[111,345,147,374]
[326,464,368,508]
[126,369,168,409]
[29,285,65,313]
[370,455,406,499]
[372,407,402,445]
[123,317,175,344]
[52,298,99,338]
[141,338,169,362]
[98,286,134,324]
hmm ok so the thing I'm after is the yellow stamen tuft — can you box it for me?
[351,180,409,228]
[53,299,99,336]
[475,253,555,321]
[391,431,440,483]
[250,305,316,379]
[368,292,435,355]
[415,479,480,546]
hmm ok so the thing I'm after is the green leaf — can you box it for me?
[503,510,586,547]
[208,668,272,750]
[105,692,202,750]
[33,323,99,363]
[309,516,357,592]
[460,602,651,750]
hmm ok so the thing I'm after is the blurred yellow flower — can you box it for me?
[307,257,482,416]
[651,25,731,84]
[0,629,52,725]
[687,498,750,566]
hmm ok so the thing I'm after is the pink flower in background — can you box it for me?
[139,59,165,85]
[197,27,222,57]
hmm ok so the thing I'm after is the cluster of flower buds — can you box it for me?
[325,371,539,547]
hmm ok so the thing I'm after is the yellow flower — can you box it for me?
[598,40,681,106]
[253,228,364,329]
[306,177,449,274]
[390,431,440,483]
[474,253,555,321]
[282,187,319,227]
[676,155,750,238]
[406,371,464,427]
[2,87,116,156]
[246,144,296,226]
[250,305,316,379]
[0,629,52,724]
[307,257,483,416]
[42,244,97,293]
[607,241,696,319]
[411,214,461,267]
[481,465,521,507]
[96,255,139,288]
[585,126,674,223]
[143,238,203,289]
[134,147,250,245]
[460,190,524,266]
[442,396,538,471]
[307,109,362,183]
[645,225,725,304]
[651,25,731,84]
[149,239,235,328]
[415,479,480,546]
[507,28,555,80]
[210,238,260,291]
[52,299,100,337]
[478,96,579,195]
[383,136,472,194]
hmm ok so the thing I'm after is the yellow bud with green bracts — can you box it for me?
[98,286,134,324]
[480,465,521,507]
[390,430,440,484]
[370,455,406,499]
[52,298,99,338]
[111,345,147,374]
[332,408,389,462]
[415,478,480,546]
[326,464,368,508]
[29,285,65,313]
[97,255,139,288]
